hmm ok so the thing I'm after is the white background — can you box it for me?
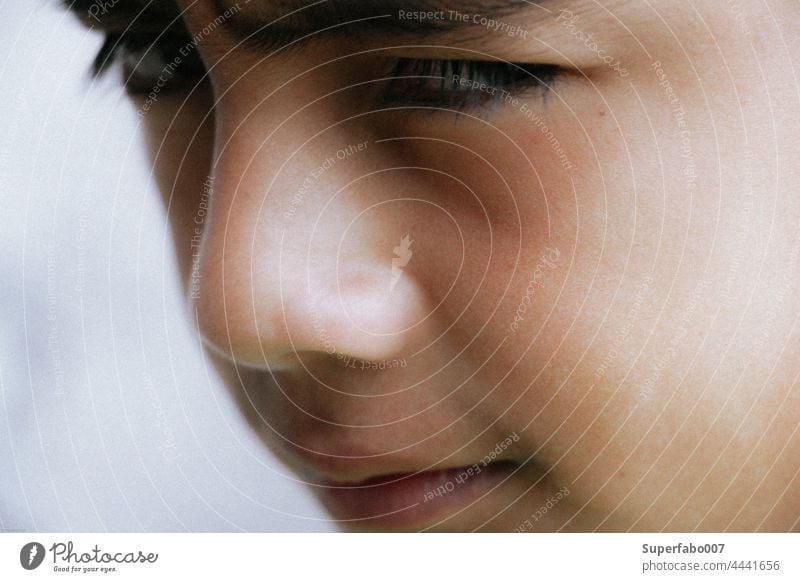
[1,533,798,581]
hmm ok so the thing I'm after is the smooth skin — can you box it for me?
[143,0,800,531]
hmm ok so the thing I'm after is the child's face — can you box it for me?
[166,0,800,531]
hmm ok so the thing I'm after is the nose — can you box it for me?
[192,123,431,370]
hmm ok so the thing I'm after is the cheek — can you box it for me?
[468,110,671,460]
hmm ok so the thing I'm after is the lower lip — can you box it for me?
[316,461,517,530]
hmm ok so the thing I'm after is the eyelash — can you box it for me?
[382,58,557,110]
[94,34,558,110]
[93,33,206,94]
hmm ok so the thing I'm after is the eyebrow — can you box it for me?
[210,0,553,53]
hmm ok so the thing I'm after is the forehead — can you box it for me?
[206,0,550,33]
[201,0,598,54]
[211,0,548,19]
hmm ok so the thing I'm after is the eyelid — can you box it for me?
[380,58,558,110]
[94,33,559,110]
[92,33,206,94]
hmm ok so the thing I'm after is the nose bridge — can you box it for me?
[194,119,430,369]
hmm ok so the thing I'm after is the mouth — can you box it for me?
[315,460,519,530]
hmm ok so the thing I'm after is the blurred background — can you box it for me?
[0,1,332,532]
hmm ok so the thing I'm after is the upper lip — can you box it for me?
[271,437,518,487]
[316,464,476,488]
[286,447,452,485]
[262,425,437,483]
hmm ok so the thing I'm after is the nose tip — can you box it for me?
[190,122,434,369]
[193,229,430,370]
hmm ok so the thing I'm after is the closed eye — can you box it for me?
[381,58,559,111]
[92,33,206,94]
